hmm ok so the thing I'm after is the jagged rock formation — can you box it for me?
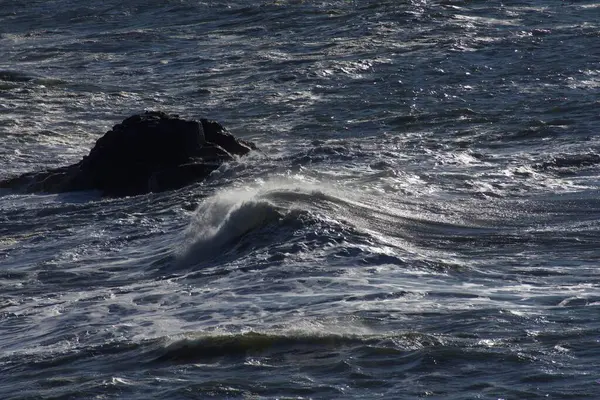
[0,111,257,197]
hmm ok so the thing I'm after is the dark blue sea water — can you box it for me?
[1,1,600,399]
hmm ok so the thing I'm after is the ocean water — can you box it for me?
[1,0,600,398]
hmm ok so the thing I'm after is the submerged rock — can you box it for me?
[0,111,257,197]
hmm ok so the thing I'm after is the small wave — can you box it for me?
[0,70,36,83]
[534,153,600,171]
[0,69,68,88]
[291,143,368,166]
[153,331,442,363]
[387,108,492,130]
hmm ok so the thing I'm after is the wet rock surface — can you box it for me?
[0,111,257,197]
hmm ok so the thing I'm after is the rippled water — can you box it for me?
[1,1,600,399]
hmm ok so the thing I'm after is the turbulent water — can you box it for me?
[1,1,600,398]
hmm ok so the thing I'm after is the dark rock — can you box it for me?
[0,111,257,197]
[201,119,256,156]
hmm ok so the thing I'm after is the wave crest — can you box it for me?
[153,331,443,363]
[175,188,284,265]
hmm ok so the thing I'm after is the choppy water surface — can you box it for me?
[1,1,600,399]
